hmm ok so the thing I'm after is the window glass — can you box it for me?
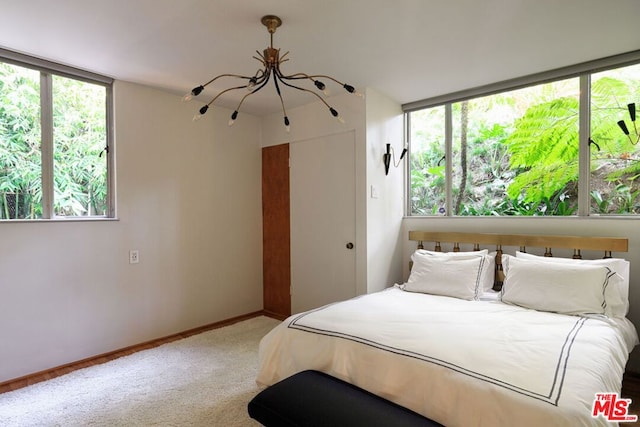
[0,63,42,219]
[409,106,446,215]
[450,95,515,215]
[410,79,580,216]
[589,63,640,215]
[456,79,579,216]
[52,75,107,216]
[0,52,112,220]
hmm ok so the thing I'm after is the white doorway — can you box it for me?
[290,131,357,313]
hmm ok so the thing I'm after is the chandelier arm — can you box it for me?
[253,68,266,79]
[276,70,344,122]
[227,71,274,127]
[255,68,273,90]
[272,73,292,131]
[279,72,357,96]
[273,72,288,116]
[234,87,261,112]
[239,69,273,108]
[201,73,256,89]
[280,73,341,85]
[275,72,332,109]
[254,51,267,64]
[205,85,251,107]
[250,72,269,88]
[281,73,314,80]
[304,74,345,86]
[207,69,272,108]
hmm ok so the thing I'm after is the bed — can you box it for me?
[256,231,639,426]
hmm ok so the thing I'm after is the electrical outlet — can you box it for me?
[129,250,139,264]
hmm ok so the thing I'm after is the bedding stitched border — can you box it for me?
[288,309,588,406]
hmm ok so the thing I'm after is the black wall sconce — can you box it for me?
[383,143,407,175]
[617,102,639,145]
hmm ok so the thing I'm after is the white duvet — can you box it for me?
[257,287,638,426]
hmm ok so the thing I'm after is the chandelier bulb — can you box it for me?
[229,110,239,127]
[284,116,290,133]
[313,80,330,95]
[191,85,204,97]
[193,104,209,122]
[247,77,257,91]
[329,107,345,123]
[342,83,363,98]
[183,86,203,102]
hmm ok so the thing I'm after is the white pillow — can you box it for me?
[419,249,489,256]
[501,256,621,316]
[414,249,495,291]
[405,254,485,300]
[515,251,629,318]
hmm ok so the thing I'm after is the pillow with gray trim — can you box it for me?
[405,254,485,300]
[501,256,621,316]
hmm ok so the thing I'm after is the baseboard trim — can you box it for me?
[262,310,290,321]
[0,310,266,394]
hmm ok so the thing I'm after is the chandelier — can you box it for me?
[183,15,361,131]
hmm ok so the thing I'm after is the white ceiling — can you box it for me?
[0,0,638,116]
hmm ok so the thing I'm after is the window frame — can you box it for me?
[403,49,640,217]
[0,48,115,220]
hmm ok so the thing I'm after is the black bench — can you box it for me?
[248,370,443,427]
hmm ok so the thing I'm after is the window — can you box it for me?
[590,64,640,215]
[0,49,113,220]
[406,52,640,217]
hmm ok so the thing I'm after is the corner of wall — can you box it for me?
[364,88,405,293]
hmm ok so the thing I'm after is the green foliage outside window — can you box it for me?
[52,75,108,216]
[409,62,640,216]
[0,62,108,219]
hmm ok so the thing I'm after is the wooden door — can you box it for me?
[262,144,291,319]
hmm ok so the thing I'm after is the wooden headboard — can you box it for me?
[408,231,629,290]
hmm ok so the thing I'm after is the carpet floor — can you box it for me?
[0,316,281,426]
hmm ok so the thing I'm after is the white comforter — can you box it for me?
[257,287,638,427]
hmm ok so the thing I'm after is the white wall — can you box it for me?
[261,93,369,296]
[365,88,405,292]
[0,81,263,383]
[401,216,640,373]
[261,89,406,297]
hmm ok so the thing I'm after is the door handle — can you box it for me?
[346,242,354,249]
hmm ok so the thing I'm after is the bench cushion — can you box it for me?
[248,370,442,427]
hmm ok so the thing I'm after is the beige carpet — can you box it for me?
[0,316,281,426]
